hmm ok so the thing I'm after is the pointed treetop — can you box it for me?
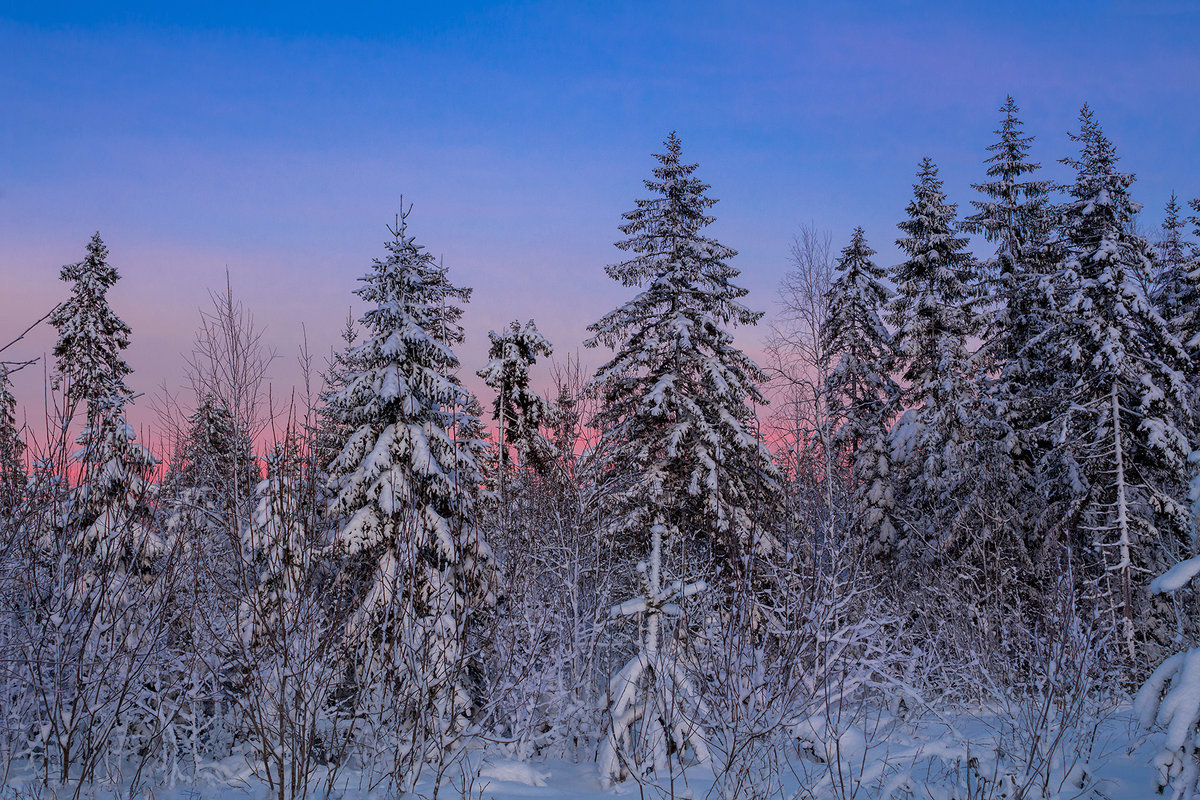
[1161,193,1187,264]
[988,96,1040,174]
[1156,193,1192,315]
[1162,195,1200,355]
[823,226,892,337]
[606,132,731,289]
[842,226,881,275]
[965,96,1052,247]
[1062,103,1123,182]
[326,204,483,561]
[822,227,901,558]
[822,224,896,411]
[893,157,976,300]
[889,158,980,411]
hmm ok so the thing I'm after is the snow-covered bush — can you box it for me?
[700,563,892,800]
[1136,554,1200,799]
[227,440,348,799]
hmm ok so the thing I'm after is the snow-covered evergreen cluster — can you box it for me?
[0,105,1199,799]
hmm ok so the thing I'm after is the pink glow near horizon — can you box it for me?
[1,232,781,462]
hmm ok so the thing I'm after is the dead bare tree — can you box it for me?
[185,270,279,445]
[763,224,838,518]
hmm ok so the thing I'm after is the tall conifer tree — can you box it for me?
[49,233,132,417]
[1050,106,1192,666]
[167,396,258,524]
[887,158,980,558]
[1168,198,1200,367]
[1155,193,1191,322]
[820,228,901,556]
[957,98,1058,599]
[49,233,159,572]
[964,96,1056,380]
[325,204,495,745]
[585,133,778,581]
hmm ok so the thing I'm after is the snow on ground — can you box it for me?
[0,703,1172,800]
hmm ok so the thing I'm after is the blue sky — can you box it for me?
[2,1,1199,436]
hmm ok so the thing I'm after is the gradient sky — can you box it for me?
[2,1,1199,445]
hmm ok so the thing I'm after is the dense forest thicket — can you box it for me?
[1,99,1199,800]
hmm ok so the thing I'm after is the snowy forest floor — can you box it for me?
[0,703,1170,800]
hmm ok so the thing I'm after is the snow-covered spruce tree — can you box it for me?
[48,233,132,419]
[325,204,496,780]
[446,390,497,579]
[585,132,779,582]
[240,437,315,649]
[28,238,169,782]
[477,319,556,475]
[0,367,25,514]
[886,157,981,562]
[962,99,1067,550]
[455,391,496,500]
[963,96,1056,377]
[549,371,583,480]
[159,392,259,716]
[476,319,552,555]
[819,227,901,557]
[68,395,160,567]
[1165,197,1200,376]
[1049,106,1193,668]
[48,232,159,553]
[955,98,1061,625]
[1159,195,1200,536]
